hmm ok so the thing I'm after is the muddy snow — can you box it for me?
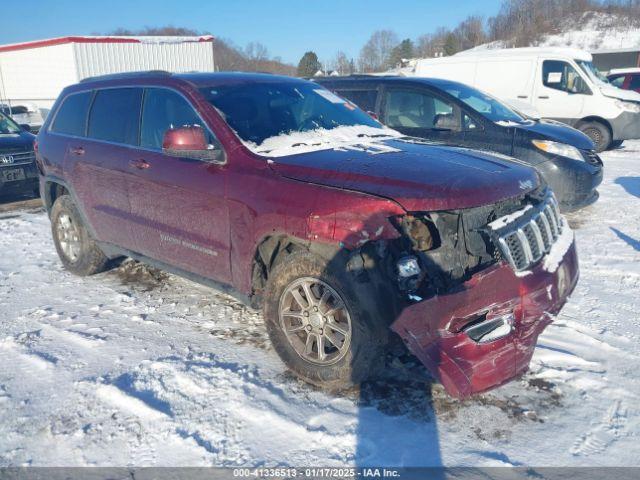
[1,143,639,467]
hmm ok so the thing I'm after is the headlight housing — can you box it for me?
[615,100,640,113]
[532,140,583,161]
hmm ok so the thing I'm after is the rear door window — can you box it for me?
[88,88,143,145]
[335,89,378,113]
[608,75,625,88]
[140,88,204,150]
[51,91,93,136]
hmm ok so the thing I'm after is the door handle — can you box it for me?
[538,96,550,99]
[70,146,85,156]
[517,95,528,99]
[129,159,150,170]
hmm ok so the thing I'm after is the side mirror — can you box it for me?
[20,124,32,132]
[162,125,224,163]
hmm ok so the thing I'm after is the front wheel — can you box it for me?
[263,251,388,390]
[50,195,110,276]
[577,121,611,152]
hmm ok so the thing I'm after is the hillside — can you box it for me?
[469,12,640,52]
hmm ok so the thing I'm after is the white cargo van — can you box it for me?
[414,47,640,151]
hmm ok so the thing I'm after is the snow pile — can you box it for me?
[542,222,574,273]
[245,125,403,157]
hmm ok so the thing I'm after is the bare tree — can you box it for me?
[358,30,399,72]
[330,51,353,75]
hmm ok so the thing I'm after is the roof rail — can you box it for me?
[80,70,172,83]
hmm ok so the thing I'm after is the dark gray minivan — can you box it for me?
[316,75,603,212]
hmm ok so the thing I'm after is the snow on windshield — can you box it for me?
[243,124,404,157]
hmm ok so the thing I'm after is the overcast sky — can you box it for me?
[2,0,503,64]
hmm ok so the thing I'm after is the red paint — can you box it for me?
[391,239,579,398]
[36,72,578,396]
[0,35,214,53]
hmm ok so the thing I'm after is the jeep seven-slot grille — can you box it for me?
[496,196,563,271]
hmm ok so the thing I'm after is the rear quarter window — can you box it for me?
[88,88,143,145]
[51,91,93,136]
[335,89,378,112]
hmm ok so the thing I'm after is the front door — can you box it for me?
[533,59,588,121]
[380,87,464,145]
[126,87,232,284]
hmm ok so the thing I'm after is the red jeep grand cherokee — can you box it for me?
[36,72,579,398]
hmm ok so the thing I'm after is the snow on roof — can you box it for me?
[608,67,640,75]
[453,46,592,61]
[0,35,214,53]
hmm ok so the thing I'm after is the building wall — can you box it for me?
[74,41,215,79]
[0,43,77,113]
[592,51,640,72]
[0,39,215,117]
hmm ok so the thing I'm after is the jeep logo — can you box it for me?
[0,155,15,164]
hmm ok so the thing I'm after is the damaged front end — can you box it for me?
[382,189,579,398]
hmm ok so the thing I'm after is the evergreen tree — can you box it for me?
[297,51,322,77]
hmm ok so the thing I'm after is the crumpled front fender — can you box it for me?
[391,238,579,398]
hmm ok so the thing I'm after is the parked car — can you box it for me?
[36,72,579,398]
[414,47,640,152]
[0,111,38,198]
[608,68,640,94]
[0,103,44,133]
[316,75,603,212]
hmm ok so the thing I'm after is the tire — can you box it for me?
[50,194,110,276]
[263,250,388,390]
[577,121,611,152]
[608,140,624,150]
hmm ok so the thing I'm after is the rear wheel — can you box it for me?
[577,121,611,152]
[51,195,110,276]
[263,251,388,390]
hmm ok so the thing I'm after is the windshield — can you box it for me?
[576,60,609,84]
[200,82,382,145]
[442,83,525,123]
[0,112,21,134]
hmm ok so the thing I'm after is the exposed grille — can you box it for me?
[0,150,36,166]
[495,196,563,271]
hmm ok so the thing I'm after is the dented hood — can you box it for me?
[267,139,539,211]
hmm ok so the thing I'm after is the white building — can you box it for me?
[0,35,215,116]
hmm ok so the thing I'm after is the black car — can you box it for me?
[315,76,603,212]
[0,112,38,198]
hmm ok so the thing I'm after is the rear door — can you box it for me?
[331,87,379,118]
[380,86,465,144]
[126,87,232,283]
[58,88,142,251]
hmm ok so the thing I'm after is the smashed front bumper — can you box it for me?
[390,237,579,398]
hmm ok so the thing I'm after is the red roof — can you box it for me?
[0,35,214,53]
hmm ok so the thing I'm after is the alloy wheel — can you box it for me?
[278,277,352,365]
[56,213,82,262]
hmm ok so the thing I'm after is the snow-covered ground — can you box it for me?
[1,143,639,467]
[466,12,640,52]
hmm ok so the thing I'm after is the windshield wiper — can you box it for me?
[357,133,393,138]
